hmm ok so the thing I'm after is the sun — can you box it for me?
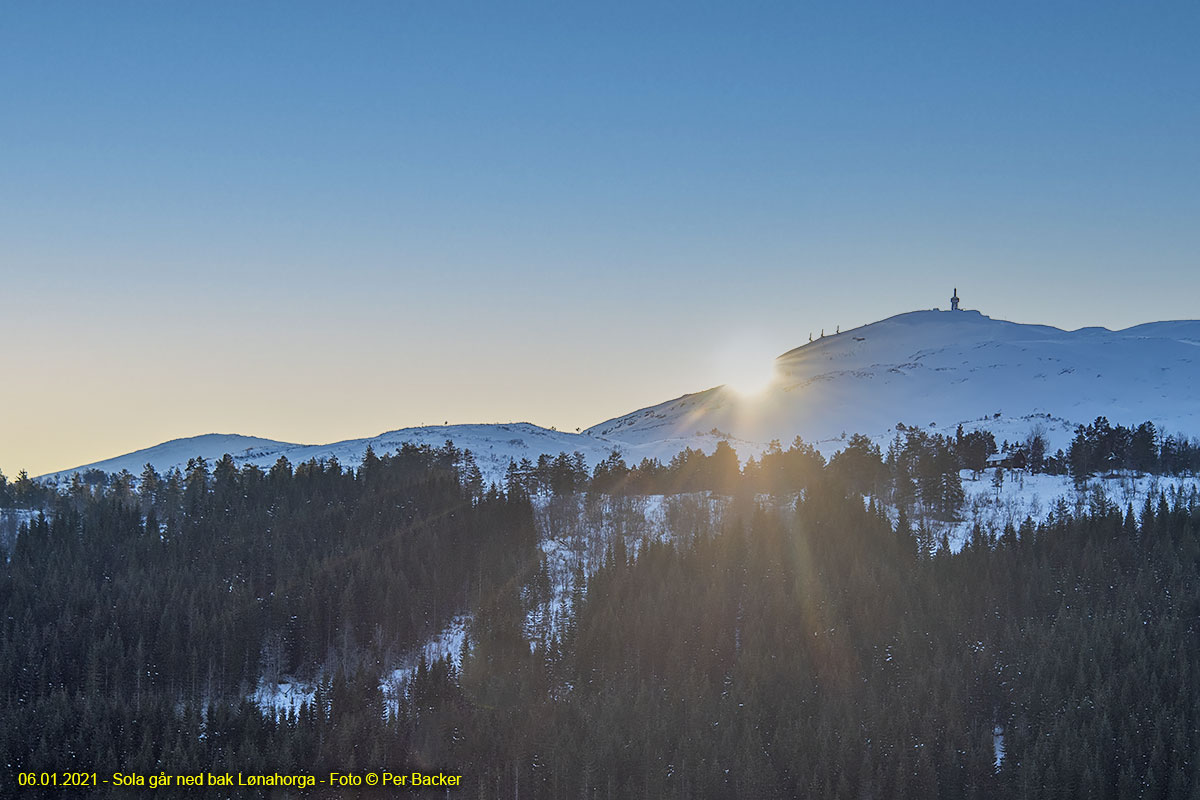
[725,360,777,396]
[714,338,780,397]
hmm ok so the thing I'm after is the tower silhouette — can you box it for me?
[951,288,960,311]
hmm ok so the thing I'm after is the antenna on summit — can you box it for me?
[950,288,960,311]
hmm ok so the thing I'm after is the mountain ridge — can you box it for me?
[39,308,1200,484]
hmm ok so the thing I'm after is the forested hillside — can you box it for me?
[3,435,1199,798]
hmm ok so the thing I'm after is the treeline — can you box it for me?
[508,418,1199,517]
[527,431,963,518]
[0,467,52,509]
[1068,417,1200,479]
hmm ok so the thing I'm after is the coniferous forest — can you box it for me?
[2,434,1200,798]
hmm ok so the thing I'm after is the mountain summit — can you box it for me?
[587,309,1200,453]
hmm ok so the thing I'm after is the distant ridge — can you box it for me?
[39,423,731,487]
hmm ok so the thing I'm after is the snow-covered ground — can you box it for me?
[251,678,316,720]
[378,615,471,716]
[524,493,706,647]
[914,469,1200,552]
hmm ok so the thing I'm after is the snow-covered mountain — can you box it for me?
[38,425,609,486]
[588,309,1200,455]
[38,422,747,488]
[38,308,1200,484]
[42,434,300,480]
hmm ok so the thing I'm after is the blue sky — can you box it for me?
[2,1,1198,475]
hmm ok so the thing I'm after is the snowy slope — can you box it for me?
[587,309,1200,455]
[38,423,745,488]
[38,434,298,482]
[39,425,607,486]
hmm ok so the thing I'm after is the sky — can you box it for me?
[2,1,1199,477]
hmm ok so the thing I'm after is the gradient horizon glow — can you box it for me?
[2,2,1199,477]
